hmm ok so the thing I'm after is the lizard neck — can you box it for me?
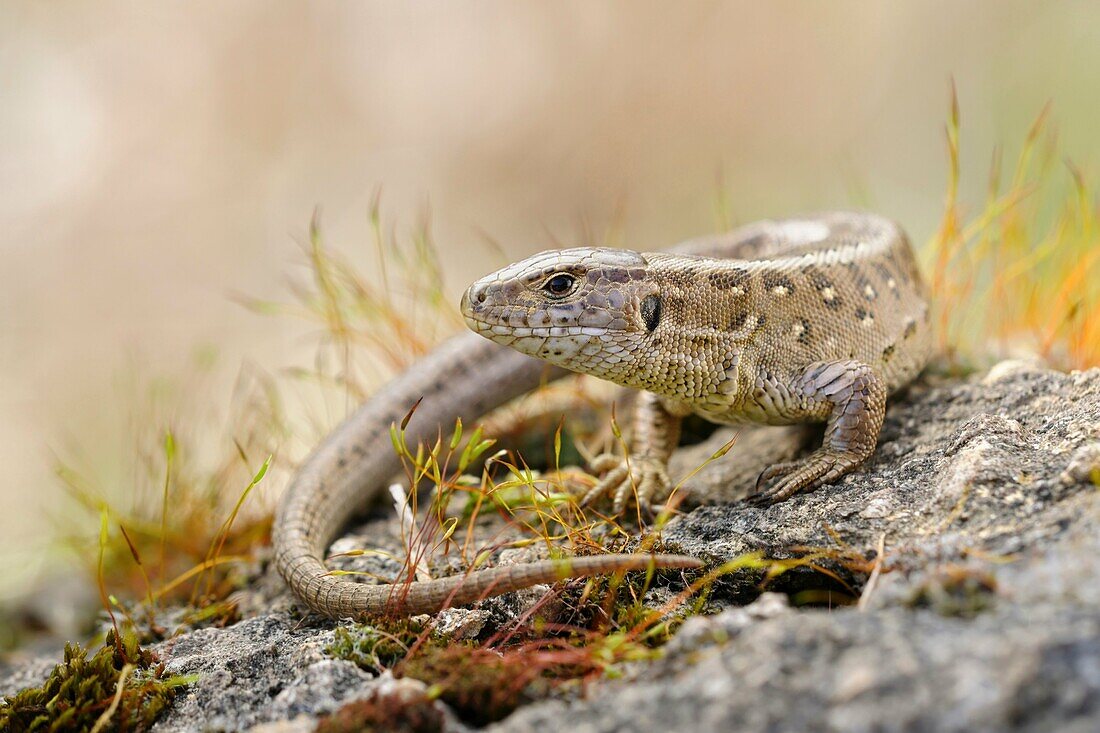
[601,254,750,403]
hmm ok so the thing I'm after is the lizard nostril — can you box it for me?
[464,285,489,309]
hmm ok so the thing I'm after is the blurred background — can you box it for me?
[2,2,1099,607]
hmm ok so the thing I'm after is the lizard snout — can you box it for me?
[468,282,490,305]
[460,281,491,317]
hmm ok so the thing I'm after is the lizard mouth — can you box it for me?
[463,313,611,339]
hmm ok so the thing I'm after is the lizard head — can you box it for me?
[461,247,661,379]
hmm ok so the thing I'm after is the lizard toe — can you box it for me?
[755,461,797,491]
[590,453,622,474]
[586,455,672,519]
[751,450,858,504]
[636,462,671,506]
[611,475,636,516]
[581,463,629,508]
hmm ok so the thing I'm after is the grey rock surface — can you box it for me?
[150,616,370,731]
[492,362,1100,733]
[494,513,1100,733]
[2,361,1098,732]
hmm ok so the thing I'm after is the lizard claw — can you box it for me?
[581,453,672,519]
[748,450,857,505]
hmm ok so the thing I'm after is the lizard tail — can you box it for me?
[283,551,703,619]
[272,331,700,619]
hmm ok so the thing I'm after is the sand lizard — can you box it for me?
[274,211,930,618]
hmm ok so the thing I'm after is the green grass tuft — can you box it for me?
[925,89,1099,371]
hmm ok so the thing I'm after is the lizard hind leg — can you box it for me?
[749,360,887,505]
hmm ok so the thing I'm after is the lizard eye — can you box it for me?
[543,274,575,296]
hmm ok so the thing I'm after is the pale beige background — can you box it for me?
[2,2,1099,600]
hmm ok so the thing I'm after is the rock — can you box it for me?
[663,365,1100,581]
[247,716,316,733]
[663,592,790,655]
[433,608,493,640]
[489,363,1100,732]
[492,513,1100,733]
[3,362,1099,732]
[150,615,375,731]
[1061,442,1100,486]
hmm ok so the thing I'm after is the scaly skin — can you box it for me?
[273,211,928,619]
[463,211,931,516]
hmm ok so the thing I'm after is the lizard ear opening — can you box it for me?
[640,294,661,332]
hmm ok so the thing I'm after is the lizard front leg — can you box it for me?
[750,360,887,504]
[582,391,687,518]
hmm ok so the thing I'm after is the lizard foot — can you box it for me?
[580,453,671,519]
[748,449,860,505]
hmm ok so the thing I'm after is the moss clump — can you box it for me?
[399,645,562,726]
[325,622,547,724]
[0,629,190,732]
[324,620,427,675]
[314,690,444,733]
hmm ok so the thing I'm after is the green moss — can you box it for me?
[324,622,547,725]
[0,629,192,732]
[324,620,428,675]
